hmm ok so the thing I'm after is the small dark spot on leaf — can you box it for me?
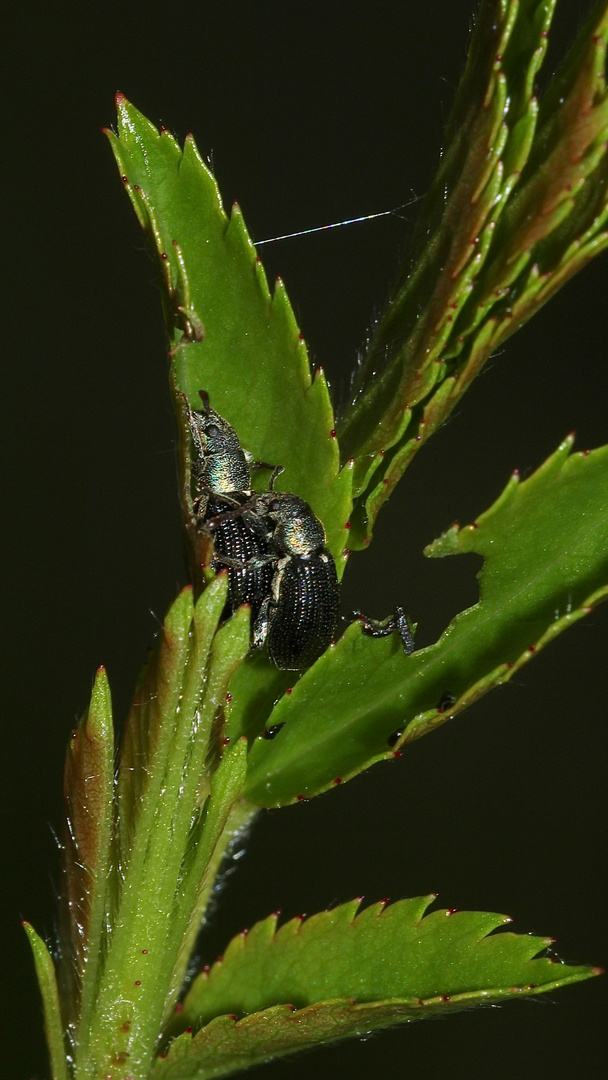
[262,724,285,740]
[437,690,456,712]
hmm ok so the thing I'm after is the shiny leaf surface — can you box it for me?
[245,437,608,805]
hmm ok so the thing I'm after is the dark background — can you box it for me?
[1,2,606,1077]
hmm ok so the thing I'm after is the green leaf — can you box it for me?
[244,437,608,805]
[224,651,296,744]
[116,585,197,870]
[338,0,608,547]
[23,923,69,1080]
[105,96,352,564]
[61,667,115,1034]
[475,0,608,318]
[163,738,252,1022]
[79,580,253,1078]
[338,0,555,538]
[106,96,355,747]
[153,898,598,1080]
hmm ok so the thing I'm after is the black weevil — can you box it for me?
[187,391,251,507]
[246,491,340,671]
[239,485,415,668]
[179,390,275,617]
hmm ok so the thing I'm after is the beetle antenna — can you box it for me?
[198,389,211,414]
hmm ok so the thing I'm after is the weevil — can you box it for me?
[179,390,275,616]
[241,491,340,670]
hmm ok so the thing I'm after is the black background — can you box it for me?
[1,2,606,1078]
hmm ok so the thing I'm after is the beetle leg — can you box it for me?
[245,450,279,473]
[267,464,285,491]
[213,554,248,571]
[392,607,416,654]
[252,596,274,650]
[351,606,415,655]
[204,496,250,530]
[245,552,278,570]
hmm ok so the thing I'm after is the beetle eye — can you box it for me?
[205,423,220,438]
[269,499,280,512]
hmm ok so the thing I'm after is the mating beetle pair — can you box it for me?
[180,390,414,670]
